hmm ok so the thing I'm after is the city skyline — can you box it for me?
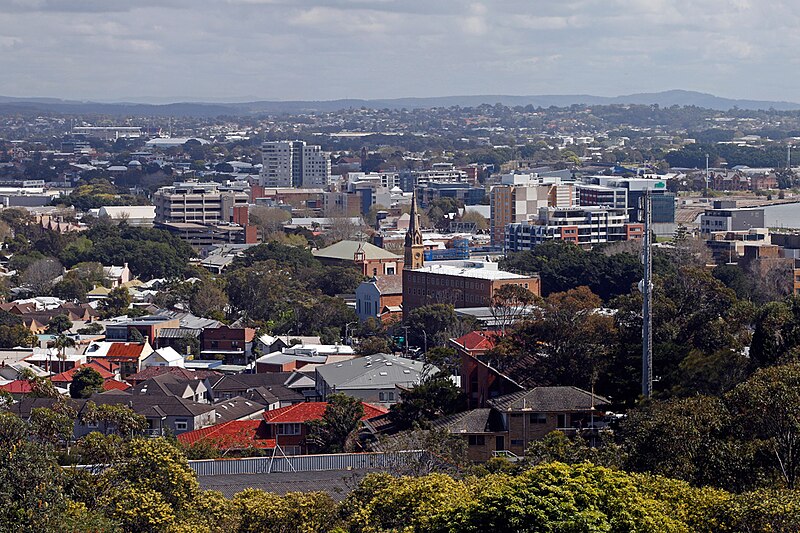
[0,0,794,102]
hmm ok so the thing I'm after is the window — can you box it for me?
[388,392,394,401]
[86,420,98,429]
[530,413,547,424]
[468,435,485,446]
[175,420,188,431]
[511,439,524,446]
[379,392,386,401]
[211,340,219,349]
[277,423,301,435]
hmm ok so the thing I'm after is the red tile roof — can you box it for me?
[106,343,147,360]
[263,401,388,424]
[452,331,500,352]
[177,420,276,450]
[102,380,131,392]
[0,380,33,394]
[51,362,115,383]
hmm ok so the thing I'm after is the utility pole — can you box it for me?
[705,153,710,196]
[788,144,792,170]
[640,190,653,398]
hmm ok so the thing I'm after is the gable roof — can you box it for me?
[451,331,499,352]
[177,420,275,450]
[263,401,387,424]
[374,275,403,295]
[106,342,148,360]
[313,240,400,261]
[488,386,609,413]
[126,365,220,385]
[430,408,505,434]
[50,362,115,383]
[0,380,33,394]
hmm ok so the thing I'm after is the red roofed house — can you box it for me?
[261,401,388,455]
[50,362,130,392]
[0,380,33,397]
[90,341,153,379]
[177,420,276,453]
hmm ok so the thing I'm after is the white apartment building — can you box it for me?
[260,141,331,188]
[153,181,250,224]
[504,206,643,251]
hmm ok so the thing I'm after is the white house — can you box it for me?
[141,347,185,368]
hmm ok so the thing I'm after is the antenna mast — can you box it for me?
[641,190,653,398]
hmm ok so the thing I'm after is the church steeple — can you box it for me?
[404,190,424,270]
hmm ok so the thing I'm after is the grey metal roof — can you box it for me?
[158,328,203,339]
[488,386,609,413]
[315,354,435,391]
[213,396,265,423]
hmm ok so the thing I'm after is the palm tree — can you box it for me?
[51,333,76,375]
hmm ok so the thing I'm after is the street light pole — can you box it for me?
[403,325,410,356]
[345,321,357,346]
[420,329,428,354]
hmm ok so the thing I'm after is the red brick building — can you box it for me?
[200,325,256,365]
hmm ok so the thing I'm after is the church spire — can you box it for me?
[404,189,424,270]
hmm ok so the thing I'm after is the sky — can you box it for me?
[0,0,796,103]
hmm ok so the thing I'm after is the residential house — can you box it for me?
[86,341,153,379]
[260,401,387,455]
[12,393,216,438]
[200,325,256,365]
[103,264,132,288]
[315,354,435,407]
[254,344,355,373]
[104,315,180,343]
[454,335,524,409]
[141,346,185,368]
[49,361,129,393]
[212,396,267,423]
[254,334,322,355]
[432,386,609,460]
[129,372,213,404]
[125,365,221,386]
[210,373,304,406]
[176,419,276,453]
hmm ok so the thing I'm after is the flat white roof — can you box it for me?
[412,264,532,280]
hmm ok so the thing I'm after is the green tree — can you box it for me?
[389,372,465,430]
[306,393,364,453]
[82,402,147,437]
[189,280,229,320]
[69,367,105,399]
[45,314,73,334]
[99,286,131,318]
[28,399,76,448]
[728,362,800,489]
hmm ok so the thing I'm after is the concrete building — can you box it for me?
[259,141,331,188]
[153,181,250,225]
[489,173,576,246]
[505,206,643,251]
[700,201,765,234]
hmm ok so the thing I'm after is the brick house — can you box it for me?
[433,386,609,460]
[200,325,256,365]
[454,337,524,409]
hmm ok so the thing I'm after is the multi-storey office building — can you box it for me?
[259,141,331,188]
[153,181,250,224]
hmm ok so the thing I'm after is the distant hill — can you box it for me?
[0,90,797,116]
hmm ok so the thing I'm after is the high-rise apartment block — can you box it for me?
[259,141,331,188]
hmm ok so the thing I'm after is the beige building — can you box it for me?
[153,181,249,224]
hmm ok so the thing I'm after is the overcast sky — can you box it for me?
[0,0,795,102]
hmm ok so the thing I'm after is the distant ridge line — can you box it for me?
[0,89,797,117]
